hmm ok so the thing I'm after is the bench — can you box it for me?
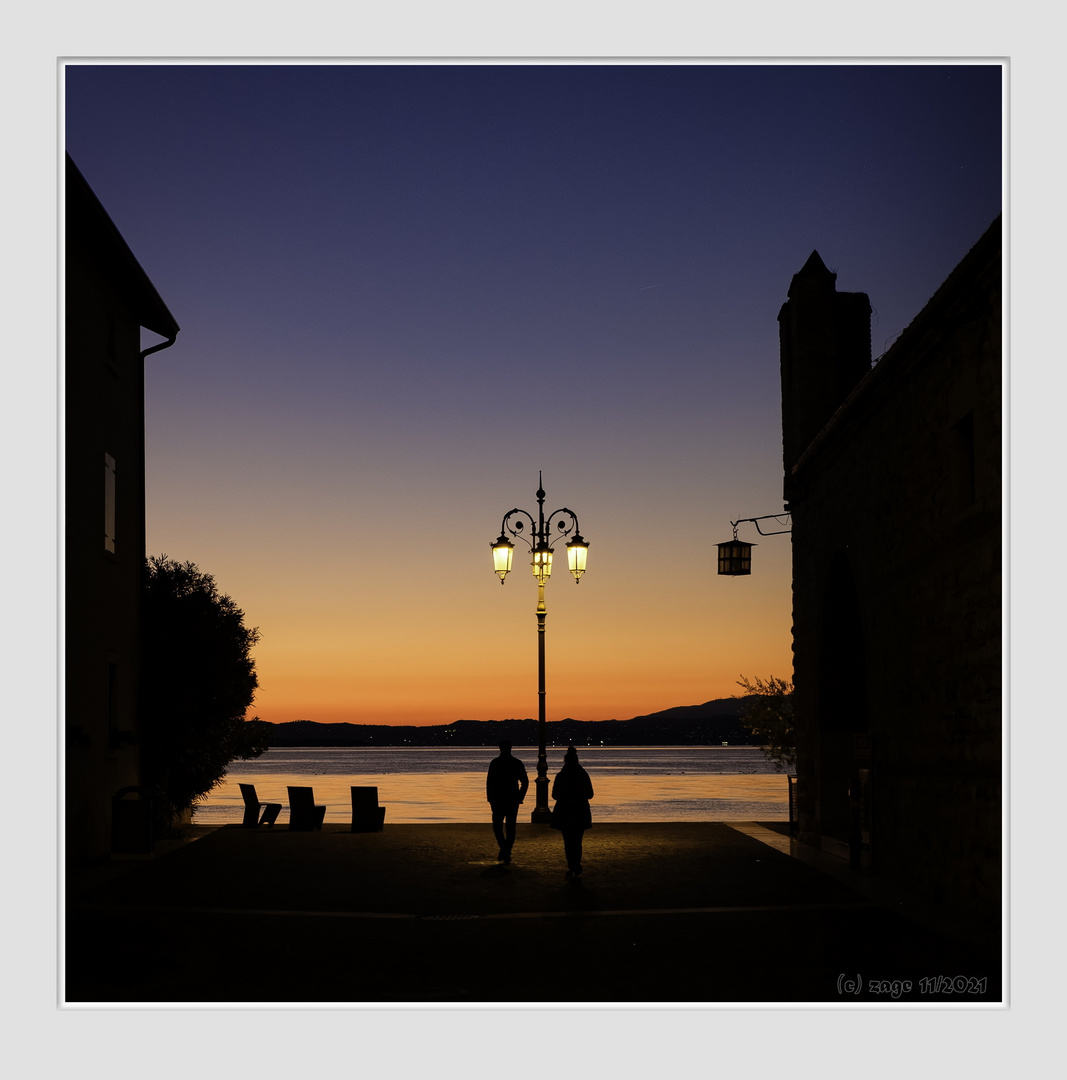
[287,785,326,830]
[350,786,386,832]
[239,783,281,828]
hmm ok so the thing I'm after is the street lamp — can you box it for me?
[491,473,589,823]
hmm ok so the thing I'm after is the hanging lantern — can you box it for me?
[491,534,515,583]
[566,533,589,583]
[717,536,754,576]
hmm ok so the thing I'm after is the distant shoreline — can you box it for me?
[252,699,755,748]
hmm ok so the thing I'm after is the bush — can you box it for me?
[140,556,269,828]
[736,675,795,772]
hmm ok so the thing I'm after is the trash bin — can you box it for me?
[111,786,154,858]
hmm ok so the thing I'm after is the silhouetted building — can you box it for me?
[779,217,1001,916]
[65,154,179,863]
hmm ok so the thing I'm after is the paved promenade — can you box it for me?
[64,821,1002,1005]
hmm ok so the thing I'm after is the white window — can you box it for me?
[104,453,116,553]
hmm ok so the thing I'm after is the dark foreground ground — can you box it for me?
[65,822,1002,1005]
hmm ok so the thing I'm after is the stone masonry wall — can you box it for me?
[785,220,1001,912]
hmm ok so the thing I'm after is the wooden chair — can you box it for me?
[239,783,281,828]
[287,786,326,830]
[350,786,386,832]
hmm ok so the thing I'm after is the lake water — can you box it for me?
[197,746,791,825]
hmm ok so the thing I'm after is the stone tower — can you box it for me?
[778,251,872,493]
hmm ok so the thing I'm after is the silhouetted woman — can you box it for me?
[550,745,594,878]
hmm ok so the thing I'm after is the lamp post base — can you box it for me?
[531,771,551,824]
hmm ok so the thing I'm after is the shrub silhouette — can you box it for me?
[140,555,268,829]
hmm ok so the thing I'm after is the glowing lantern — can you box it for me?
[491,534,514,583]
[566,533,589,583]
[532,542,553,584]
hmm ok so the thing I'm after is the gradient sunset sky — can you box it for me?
[63,61,1003,727]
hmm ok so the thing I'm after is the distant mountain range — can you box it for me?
[255,698,753,748]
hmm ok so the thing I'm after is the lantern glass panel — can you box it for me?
[567,539,588,580]
[532,547,553,582]
[492,539,514,581]
[717,539,753,576]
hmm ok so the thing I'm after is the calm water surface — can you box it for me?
[198,746,790,825]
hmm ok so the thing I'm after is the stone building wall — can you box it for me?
[780,218,1001,913]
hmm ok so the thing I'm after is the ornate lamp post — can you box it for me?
[491,474,588,823]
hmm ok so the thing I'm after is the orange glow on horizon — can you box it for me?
[236,543,794,727]
[147,402,797,732]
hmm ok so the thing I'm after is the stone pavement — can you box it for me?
[64,822,1003,1005]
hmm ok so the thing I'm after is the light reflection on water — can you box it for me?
[197,746,790,825]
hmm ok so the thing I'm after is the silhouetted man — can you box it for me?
[486,741,529,864]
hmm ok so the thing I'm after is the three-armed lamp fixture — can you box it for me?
[492,519,588,585]
[491,474,588,823]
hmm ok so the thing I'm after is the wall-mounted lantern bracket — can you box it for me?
[717,512,791,576]
[729,513,792,537]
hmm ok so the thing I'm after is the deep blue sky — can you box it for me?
[62,62,1003,725]
[66,63,1001,373]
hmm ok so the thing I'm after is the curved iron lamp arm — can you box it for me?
[730,513,792,537]
[499,496,582,549]
[543,506,582,542]
[499,508,538,548]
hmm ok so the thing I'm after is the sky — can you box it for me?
[62,60,1004,727]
